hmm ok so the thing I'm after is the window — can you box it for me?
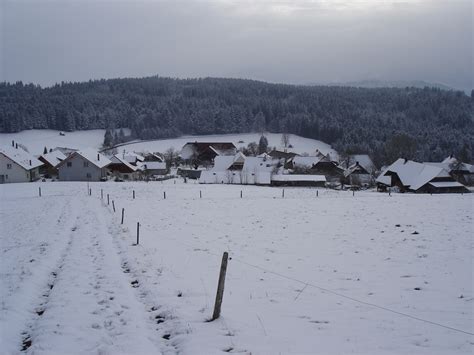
[86,173,92,178]
[7,163,12,169]
[67,162,72,167]
[83,162,89,167]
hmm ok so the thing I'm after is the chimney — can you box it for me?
[29,160,32,166]
[404,158,408,164]
[11,140,14,147]
[97,153,100,161]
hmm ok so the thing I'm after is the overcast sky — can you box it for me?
[1,0,472,91]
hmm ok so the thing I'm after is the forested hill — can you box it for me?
[0,77,473,165]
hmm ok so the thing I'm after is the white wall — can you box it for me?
[58,154,107,181]
[0,153,36,183]
[199,170,271,185]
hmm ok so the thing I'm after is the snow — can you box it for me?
[110,155,138,172]
[67,149,112,169]
[117,133,338,158]
[382,159,451,191]
[0,130,125,156]
[290,156,322,168]
[40,150,66,167]
[1,181,472,354]
[0,145,43,170]
[428,181,465,188]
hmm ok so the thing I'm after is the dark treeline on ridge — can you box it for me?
[0,76,473,165]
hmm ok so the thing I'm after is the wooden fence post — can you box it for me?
[163,191,166,199]
[112,200,116,212]
[316,190,318,197]
[107,194,110,205]
[121,208,125,224]
[39,187,41,197]
[136,222,140,245]
[211,252,229,321]
[240,190,242,199]
[200,190,202,199]
[282,189,285,198]
[133,190,135,199]
[389,188,391,196]
[353,190,355,197]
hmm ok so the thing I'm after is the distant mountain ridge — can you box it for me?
[0,76,472,165]
[319,79,454,91]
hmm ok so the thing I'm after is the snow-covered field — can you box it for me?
[1,181,472,354]
[0,130,337,158]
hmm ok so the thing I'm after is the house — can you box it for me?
[344,161,373,186]
[424,156,474,186]
[52,147,78,156]
[180,142,237,167]
[108,154,139,180]
[57,149,111,181]
[268,149,300,162]
[118,151,145,166]
[376,158,468,193]
[0,144,43,183]
[271,174,326,187]
[199,153,278,185]
[140,161,167,177]
[288,153,344,182]
[38,150,66,177]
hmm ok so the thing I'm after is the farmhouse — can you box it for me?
[180,142,237,167]
[0,145,43,183]
[119,151,145,166]
[108,154,139,180]
[39,150,66,178]
[424,156,474,186]
[288,153,343,182]
[344,161,373,186]
[376,158,468,193]
[199,153,278,185]
[268,149,300,162]
[57,149,111,181]
[140,161,167,177]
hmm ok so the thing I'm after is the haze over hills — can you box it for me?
[319,80,456,92]
[0,76,472,165]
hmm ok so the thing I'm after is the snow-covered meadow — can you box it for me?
[1,180,473,354]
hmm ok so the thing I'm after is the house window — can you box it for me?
[7,163,12,169]
[86,173,92,178]
[83,161,89,167]
[67,162,72,167]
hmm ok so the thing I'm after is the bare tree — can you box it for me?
[281,133,290,150]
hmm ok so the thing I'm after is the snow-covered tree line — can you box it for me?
[1,77,472,165]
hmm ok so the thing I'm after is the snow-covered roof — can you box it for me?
[344,162,371,177]
[58,149,111,169]
[40,150,66,167]
[425,157,474,174]
[376,167,392,186]
[110,155,138,171]
[429,181,464,188]
[141,161,166,170]
[291,156,323,168]
[349,154,376,173]
[120,152,145,164]
[381,158,451,191]
[271,174,326,182]
[0,145,43,170]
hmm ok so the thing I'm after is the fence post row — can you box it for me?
[211,251,229,321]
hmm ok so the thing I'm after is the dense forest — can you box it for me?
[0,76,473,165]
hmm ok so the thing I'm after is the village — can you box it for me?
[1,135,473,194]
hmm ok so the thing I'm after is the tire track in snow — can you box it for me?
[24,197,160,354]
[103,205,182,354]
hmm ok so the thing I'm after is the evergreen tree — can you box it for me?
[258,135,269,154]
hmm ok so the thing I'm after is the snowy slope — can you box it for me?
[1,181,472,354]
[110,133,338,158]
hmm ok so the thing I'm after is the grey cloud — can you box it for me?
[1,0,472,91]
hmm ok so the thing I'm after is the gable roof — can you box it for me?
[58,149,111,169]
[344,162,371,177]
[40,150,67,168]
[110,155,138,172]
[291,156,323,168]
[382,158,451,191]
[0,145,43,170]
[349,154,376,173]
[424,156,474,174]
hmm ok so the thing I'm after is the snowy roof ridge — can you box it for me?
[0,145,43,170]
[40,150,67,167]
